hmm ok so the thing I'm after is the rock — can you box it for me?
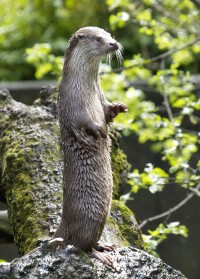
[0,245,186,279]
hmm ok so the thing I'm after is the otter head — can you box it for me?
[66,26,122,60]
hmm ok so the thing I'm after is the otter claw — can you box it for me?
[106,102,127,122]
[95,242,116,252]
[91,248,113,266]
[112,102,128,114]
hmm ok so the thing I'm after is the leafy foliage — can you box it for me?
[106,0,200,190]
[128,163,169,194]
[106,0,200,251]
[26,44,63,79]
[0,0,110,80]
[143,222,188,257]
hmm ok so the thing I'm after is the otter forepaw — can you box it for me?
[106,102,128,122]
[91,248,113,265]
[95,241,116,252]
[85,122,107,139]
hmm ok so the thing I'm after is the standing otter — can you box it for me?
[53,26,127,265]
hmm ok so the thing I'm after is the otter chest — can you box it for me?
[84,90,105,124]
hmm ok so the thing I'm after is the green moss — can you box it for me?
[0,101,63,255]
[111,148,128,198]
[106,216,130,247]
[110,199,144,249]
[110,129,129,199]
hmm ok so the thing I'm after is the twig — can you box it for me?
[151,2,179,23]
[139,183,200,229]
[113,35,200,73]
[160,58,174,122]
[159,56,191,184]
[189,186,200,197]
[150,35,200,62]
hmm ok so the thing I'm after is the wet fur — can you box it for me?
[54,27,126,255]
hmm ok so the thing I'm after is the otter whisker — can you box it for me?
[116,44,123,67]
[107,53,113,67]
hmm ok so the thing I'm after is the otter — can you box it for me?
[53,26,127,265]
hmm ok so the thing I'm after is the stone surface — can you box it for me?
[0,245,186,279]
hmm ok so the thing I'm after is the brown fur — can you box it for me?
[54,27,127,258]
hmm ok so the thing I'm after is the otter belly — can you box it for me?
[60,133,113,250]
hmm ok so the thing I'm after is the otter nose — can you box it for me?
[109,42,118,49]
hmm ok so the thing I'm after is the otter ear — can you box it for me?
[66,33,85,56]
[68,34,81,49]
[76,33,85,40]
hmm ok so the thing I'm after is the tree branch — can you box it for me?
[139,183,200,229]
[189,186,200,197]
[113,35,200,73]
[160,58,174,122]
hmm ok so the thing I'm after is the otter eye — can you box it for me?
[96,36,102,42]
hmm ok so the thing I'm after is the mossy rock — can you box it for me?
[0,87,142,255]
[101,199,143,249]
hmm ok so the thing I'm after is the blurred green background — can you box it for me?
[0,1,200,278]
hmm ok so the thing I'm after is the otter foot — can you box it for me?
[91,248,113,265]
[106,102,128,122]
[47,237,65,251]
[95,241,116,252]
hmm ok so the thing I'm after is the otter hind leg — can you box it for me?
[89,242,116,265]
[91,248,113,266]
[95,241,116,252]
[47,237,65,251]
